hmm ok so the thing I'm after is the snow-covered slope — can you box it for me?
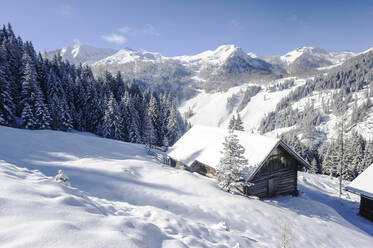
[47,44,117,65]
[179,78,307,132]
[0,126,372,247]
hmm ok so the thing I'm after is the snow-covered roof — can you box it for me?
[168,125,281,171]
[346,164,373,199]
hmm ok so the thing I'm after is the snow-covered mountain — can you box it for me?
[93,47,166,65]
[47,44,117,65]
[0,125,372,248]
[48,44,362,95]
[180,49,373,150]
[90,44,282,92]
[265,46,357,75]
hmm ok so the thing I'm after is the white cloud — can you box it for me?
[118,24,160,36]
[142,24,160,36]
[101,33,127,44]
[228,19,244,31]
[118,26,131,34]
[59,5,72,17]
[103,24,159,45]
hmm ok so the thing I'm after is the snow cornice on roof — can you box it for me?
[345,164,373,199]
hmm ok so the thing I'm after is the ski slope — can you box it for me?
[0,126,372,247]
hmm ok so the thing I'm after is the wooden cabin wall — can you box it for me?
[245,145,298,198]
[169,157,187,170]
[189,160,216,178]
[168,158,216,178]
[360,195,373,221]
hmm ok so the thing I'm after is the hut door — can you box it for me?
[268,178,275,196]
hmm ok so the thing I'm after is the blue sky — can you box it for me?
[1,0,373,56]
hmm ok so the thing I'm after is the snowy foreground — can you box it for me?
[0,126,372,248]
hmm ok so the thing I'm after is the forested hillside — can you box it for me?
[259,50,373,180]
[0,24,186,147]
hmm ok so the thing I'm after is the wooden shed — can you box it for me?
[346,164,373,221]
[167,125,310,198]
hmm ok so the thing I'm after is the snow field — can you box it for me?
[0,126,372,247]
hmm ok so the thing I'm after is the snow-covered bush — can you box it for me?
[55,169,70,185]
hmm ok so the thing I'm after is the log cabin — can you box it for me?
[346,164,373,221]
[167,125,310,198]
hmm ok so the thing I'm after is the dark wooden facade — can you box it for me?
[169,158,216,178]
[169,142,306,198]
[360,195,373,221]
[244,144,299,198]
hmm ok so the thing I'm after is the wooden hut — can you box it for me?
[167,125,310,198]
[346,164,373,221]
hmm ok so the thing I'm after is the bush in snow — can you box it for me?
[216,128,248,193]
[277,222,294,248]
[55,169,70,185]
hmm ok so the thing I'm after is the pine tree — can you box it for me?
[47,71,72,131]
[216,128,248,193]
[362,140,373,170]
[234,112,244,131]
[143,111,156,149]
[320,141,336,177]
[228,115,236,130]
[127,97,141,143]
[348,132,365,179]
[148,93,163,146]
[102,94,124,140]
[310,158,318,174]
[166,102,182,146]
[0,45,14,125]
[20,57,50,129]
[21,102,36,129]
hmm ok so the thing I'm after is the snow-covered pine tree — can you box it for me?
[320,141,336,177]
[127,96,141,143]
[216,128,248,193]
[20,56,51,129]
[84,79,102,133]
[143,110,156,149]
[33,88,51,130]
[228,115,236,130]
[118,92,130,142]
[21,102,36,129]
[0,45,14,125]
[47,70,72,131]
[148,93,163,146]
[166,100,184,146]
[362,140,373,170]
[2,25,24,116]
[348,132,365,179]
[310,158,318,174]
[234,112,244,131]
[102,94,124,140]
